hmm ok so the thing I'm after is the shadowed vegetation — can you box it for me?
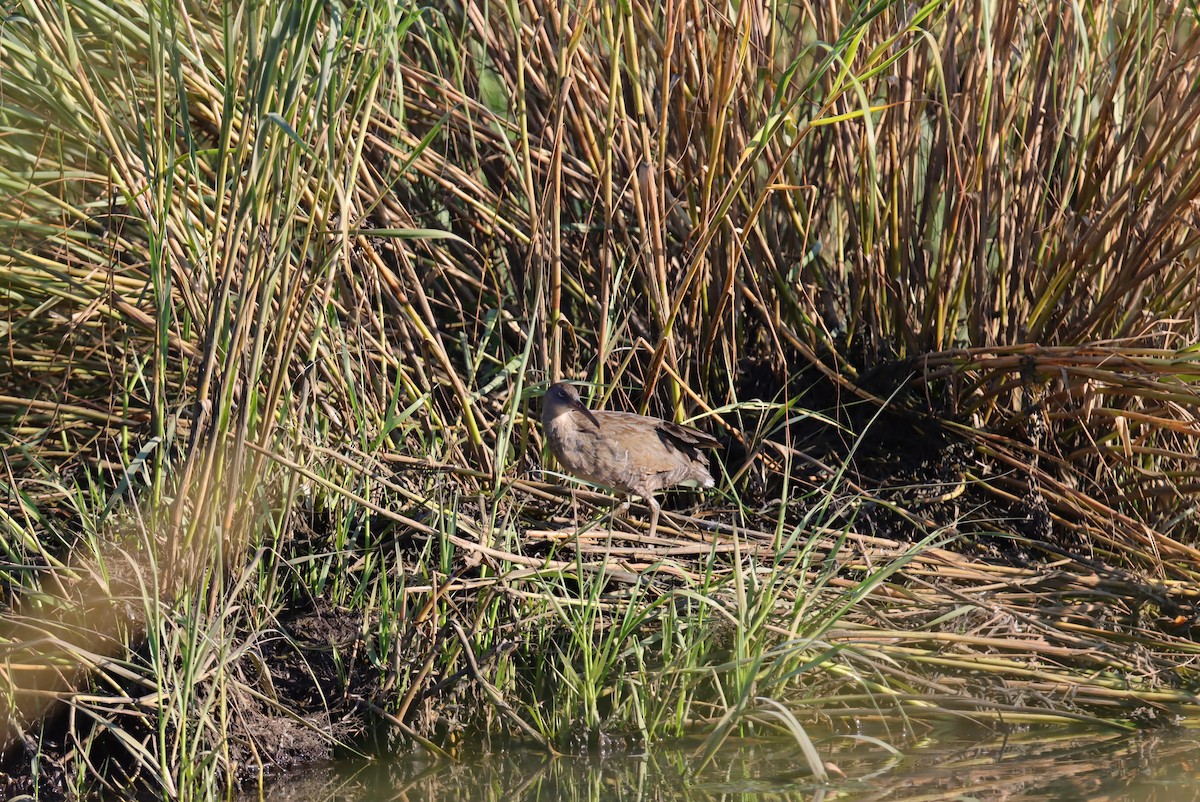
[1,0,1199,796]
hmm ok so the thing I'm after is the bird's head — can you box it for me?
[544,382,600,429]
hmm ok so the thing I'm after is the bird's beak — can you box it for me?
[571,397,601,429]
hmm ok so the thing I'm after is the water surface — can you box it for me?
[240,727,1200,801]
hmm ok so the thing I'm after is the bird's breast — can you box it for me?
[545,415,637,490]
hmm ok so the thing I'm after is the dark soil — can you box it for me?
[0,601,379,801]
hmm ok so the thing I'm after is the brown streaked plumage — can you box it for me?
[541,382,720,536]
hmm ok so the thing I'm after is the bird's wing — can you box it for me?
[656,420,720,451]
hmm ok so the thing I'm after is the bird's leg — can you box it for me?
[647,496,661,539]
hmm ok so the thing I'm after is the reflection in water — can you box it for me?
[238,728,1200,801]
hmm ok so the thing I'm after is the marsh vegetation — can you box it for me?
[2,0,1200,797]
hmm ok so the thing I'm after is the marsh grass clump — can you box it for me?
[2,0,1200,795]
